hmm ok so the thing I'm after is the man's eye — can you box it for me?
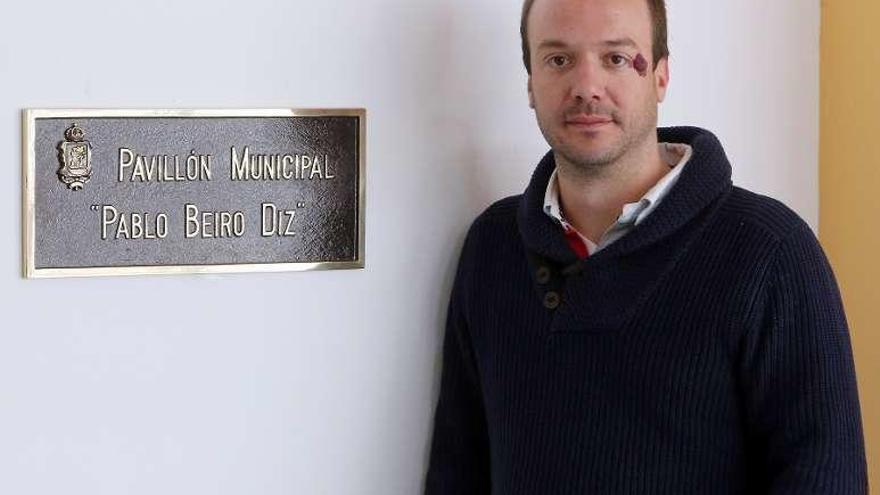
[547,55,570,68]
[607,54,630,67]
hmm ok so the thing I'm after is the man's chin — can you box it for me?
[558,149,619,170]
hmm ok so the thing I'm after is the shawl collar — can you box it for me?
[517,126,733,266]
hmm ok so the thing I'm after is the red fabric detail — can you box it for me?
[563,227,590,259]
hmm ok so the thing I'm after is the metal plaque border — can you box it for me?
[22,108,366,279]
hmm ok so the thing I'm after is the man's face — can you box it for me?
[527,0,669,171]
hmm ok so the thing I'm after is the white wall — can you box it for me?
[0,1,819,494]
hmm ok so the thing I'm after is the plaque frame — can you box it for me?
[22,108,366,278]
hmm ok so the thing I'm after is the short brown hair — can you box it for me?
[520,0,669,74]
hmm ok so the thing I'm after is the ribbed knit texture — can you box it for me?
[424,127,868,494]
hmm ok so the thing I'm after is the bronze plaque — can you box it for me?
[22,109,365,278]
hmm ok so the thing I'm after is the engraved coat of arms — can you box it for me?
[57,123,92,190]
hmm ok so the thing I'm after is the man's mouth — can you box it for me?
[564,115,614,129]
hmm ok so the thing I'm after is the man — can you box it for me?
[424,0,868,493]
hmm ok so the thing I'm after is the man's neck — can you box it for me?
[555,137,669,243]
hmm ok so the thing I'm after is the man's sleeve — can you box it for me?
[738,224,868,494]
[424,236,491,494]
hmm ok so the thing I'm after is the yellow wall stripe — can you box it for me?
[820,0,879,488]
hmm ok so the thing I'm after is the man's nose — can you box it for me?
[569,59,605,102]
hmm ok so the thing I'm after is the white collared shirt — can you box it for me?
[543,142,693,255]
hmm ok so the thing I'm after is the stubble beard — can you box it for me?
[537,100,658,179]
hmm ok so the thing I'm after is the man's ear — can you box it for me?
[528,77,535,109]
[654,57,670,103]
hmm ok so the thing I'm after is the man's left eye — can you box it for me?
[607,54,630,67]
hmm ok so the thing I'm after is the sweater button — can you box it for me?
[543,291,560,309]
[535,266,551,284]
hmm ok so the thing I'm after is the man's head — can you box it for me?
[521,0,668,75]
[522,0,670,173]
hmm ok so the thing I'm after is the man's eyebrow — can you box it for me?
[535,39,570,51]
[536,37,641,52]
[602,37,640,50]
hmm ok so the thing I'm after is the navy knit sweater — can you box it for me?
[424,127,867,494]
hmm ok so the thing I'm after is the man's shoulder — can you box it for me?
[458,195,523,256]
[472,195,521,226]
[718,186,815,244]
